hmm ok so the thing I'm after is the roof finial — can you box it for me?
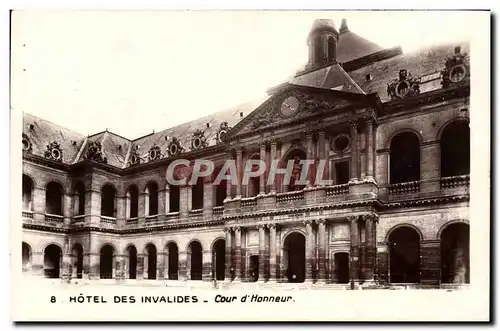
[340,18,349,33]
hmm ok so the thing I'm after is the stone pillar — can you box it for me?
[236,148,243,199]
[304,220,314,282]
[365,118,374,180]
[158,183,166,215]
[270,140,278,194]
[84,185,101,226]
[164,184,170,213]
[224,227,232,280]
[157,252,164,280]
[363,214,376,281]
[179,186,189,219]
[63,194,72,226]
[268,223,277,281]
[349,215,360,284]
[350,121,359,182]
[420,240,441,286]
[258,224,266,281]
[202,250,212,281]
[203,180,213,219]
[138,192,147,224]
[144,187,150,216]
[234,226,242,281]
[178,251,188,280]
[420,142,441,193]
[375,243,389,284]
[324,132,330,183]
[136,254,145,280]
[125,192,131,220]
[226,153,233,200]
[306,132,314,188]
[259,142,266,195]
[163,251,169,280]
[317,219,327,282]
[317,131,326,186]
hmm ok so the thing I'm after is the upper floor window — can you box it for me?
[22,175,34,211]
[46,181,63,215]
[101,184,116,217]
[389,132,420,184]
[127,185,139,218]
[73,181,85,216]
[441,121,470,177]
[146,182,159,216]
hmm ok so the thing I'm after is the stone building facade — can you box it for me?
[20,19,470,288]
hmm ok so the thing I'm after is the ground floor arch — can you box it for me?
[388,226,421,283]
[441,222,470,284]
[127,245,137,279]
[44,244,62,278]
[71,243,83,279]
[188,241,203,280]
[22,242,31,271]
[212,239,225,280]
[100,245,115,279]
[145,244,157,280]
[166,242,179,280]
[333,252,350,284]
[283,232,305,283]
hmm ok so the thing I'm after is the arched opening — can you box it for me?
[100,244,114,279]
[214,167,227,206]
[127,245,137,279]
[327,36,336,62]
[128,185,139,218]
[212,239,225,280]
[334,252,350,284]
[22,175,33,211]
[71,243,83,279]
[169,185,180,212]
[44,244,62,278]
[188,241,203,280]
[145,244,157,280]
[313,36,325,65]
[46,182,63,215]
[388,226,421,283]
[147,182,159,216]
[284,149,307,192]
[191,177,204,210]
[441,121,470,177]
[74,181,86,216]
[389,132,420,184]
[22,242,31,271]
[101,185,116,217]
[167,242,179,280]
[283,232,306,283]
[441,223,470,284]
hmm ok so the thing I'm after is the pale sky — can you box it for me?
[11,10,476,139]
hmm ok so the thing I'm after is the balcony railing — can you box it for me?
[326,184,349,197]
[71,215,85,225]
[212,206,224,215]
[127,217,139,225]
[165,211,180,220]
[241,197,257,208]
[441,175,470,189]
[22,211,33,219]
[146,215,158,222]
[100,215,117,224]
[389,181,420,195]
[276,190,304,203]
[189,209,203,216]
[45,213,64,223]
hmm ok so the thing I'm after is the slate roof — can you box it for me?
[291,63,366,93]
[337,19,385,64]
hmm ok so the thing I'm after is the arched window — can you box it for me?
[389,132,420,184]
[166,242,179,280]
[191,177,204,210]
[74,181,85,216]
[146,182,159,216]
[283,149,307,192]
[388,226,421,283]
[169,185,180,213]
[314,36,325,65]
[441,121,470,177]
[46,182,63,215]
[100,244,114,279]
[188,241,203,280]
[71,243,84,279]
[127,185,139,218]
[22,175,34,211]
[214,167,227,206]
[327,36,336,62]
[22,242,32,271]
[145,243,157,280]
[101,184,116,217]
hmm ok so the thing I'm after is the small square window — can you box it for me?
[365,74,373,82]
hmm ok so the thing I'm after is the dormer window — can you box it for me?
[365,74,372,82]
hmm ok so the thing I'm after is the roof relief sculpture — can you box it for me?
[387,69,421,100]
[85,141,107,164]
[190,129,208,151]
[441,46,469,88]
[44,141,63,162]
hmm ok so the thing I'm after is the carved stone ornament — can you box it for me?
[44,141,63,162]
[85,141,107,164]
[441,46,469,88]
[167,136,183,157]
[129,146,141,166]
[148,144,161,161]
[190,129,208,150]
[295,92,333,113]
[251,103,278,130]
[387,69,421,100]
[22,134,32,153]
[216,122,232,143]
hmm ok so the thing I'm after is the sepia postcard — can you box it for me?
[9,9,491,322]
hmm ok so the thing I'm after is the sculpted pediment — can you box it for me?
[227,84,365,138]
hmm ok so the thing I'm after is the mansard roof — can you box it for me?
[336,19,385,64]
[291,63,366,93]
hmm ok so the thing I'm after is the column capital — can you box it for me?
[361,213,378,223]
[348,120,358,129]
[347,215,359,223]
[303,219,313,226]
[270,138,278,146]
[316,218,326,225]
[267,223,278,230]
[232,225,242,232]
[317,130,325,137]
[257,224,266,230]
[223,227,232,234]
